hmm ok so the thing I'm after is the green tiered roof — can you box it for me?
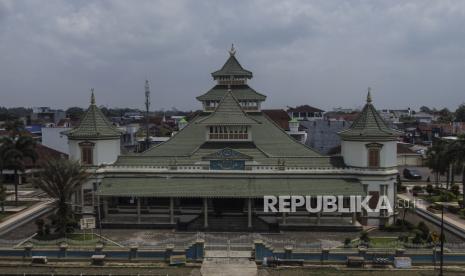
[197,46,266,102]
[64,91,122,140]
[197,89,260,125]
[339,91,402,141]
[196,85,266,102]
[98,177,363,198]
[211,46,253,79]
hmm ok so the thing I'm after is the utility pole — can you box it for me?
[439,204,444,276]
[145,80,151,151]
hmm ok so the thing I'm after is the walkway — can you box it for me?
[0,199,54,236]
[200,257,257,276]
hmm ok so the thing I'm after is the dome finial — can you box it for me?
[228,43,236,56]
[367,87,372,103]
[90,88,95,105]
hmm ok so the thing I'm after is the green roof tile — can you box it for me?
[98,177,363,197]
[211,53,252,79]
[339,92,402,141]
[197,89,260,125]
[196,85,266,102]
[63,92,122,140]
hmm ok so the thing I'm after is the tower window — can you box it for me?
[366,143,383,168]
[79,141,95,165]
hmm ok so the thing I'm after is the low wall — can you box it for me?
[254,240,465,265]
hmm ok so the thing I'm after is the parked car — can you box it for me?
[403,168,422,180]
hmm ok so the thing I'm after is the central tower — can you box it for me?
[197,45,266,112]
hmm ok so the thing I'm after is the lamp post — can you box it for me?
[439,204,444,276]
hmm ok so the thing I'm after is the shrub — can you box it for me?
[35,219,45,236]
[398,233,409,243]
[412,229,423,244]
[439,191,455,202]
[451,185,460,197]
[412,185,423,192]
[344,238,352,247]
[44,224,51,236]
[426,184,434,195]
[417,222,430,240]
[360,231,370,243]
[458,209,465,219]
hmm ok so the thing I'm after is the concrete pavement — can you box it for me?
[0,199,54,236]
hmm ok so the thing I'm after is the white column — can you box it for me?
[137,197,141,224]
[247,198,252,228]
[80,187,85,211]
[169,197,174,224]
[203,198,208,228]
[352,212,357,225]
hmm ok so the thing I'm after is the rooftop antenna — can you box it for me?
[144,80,151,151]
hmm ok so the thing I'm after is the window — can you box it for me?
[368,148,380,168]
[79,142,94,165]
[208,125,249,140]
[366,143,383,168]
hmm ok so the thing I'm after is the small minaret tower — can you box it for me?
[145,80,151,151]
[63,89,122,165]
[339,89,401,168]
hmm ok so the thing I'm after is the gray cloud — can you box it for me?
[0,0,465,111]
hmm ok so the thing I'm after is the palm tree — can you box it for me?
[447,135,465,207]
[0,135,37,205]
[33,159,89,235]
[425,139,449,187]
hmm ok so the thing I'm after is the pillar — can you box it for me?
[352,212,357,225]
[80,187,84,211]
[247,198,252,228]
[282,212,287,225]
[169,197,174,224]
[317,212,321,225]
[203,198,208,228]
[103,198,108,218]
[137,197,141,224]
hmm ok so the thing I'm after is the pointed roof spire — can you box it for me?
[211,45,252,79]
[90,88,96,105]
[229,43,236,56]
[367,87,372,104]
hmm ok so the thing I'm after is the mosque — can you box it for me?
[65,47,401,231]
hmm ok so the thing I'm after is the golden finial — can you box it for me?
[228,43,236,56]
[367,87,372,103]
[91,88,95,105]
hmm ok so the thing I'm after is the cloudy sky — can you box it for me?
[1,0,465,111]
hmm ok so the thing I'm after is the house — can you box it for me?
[287,105,324,121]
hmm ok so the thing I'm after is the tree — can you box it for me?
[446,135,465,205]
[437,108,454,123]
[0,183,7,213]
[0,135,37,205]
[65,107,85,121]
[455,104,465,122]
[425,139,449,187]
[33,159,89,235]
[420,106,432,114]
